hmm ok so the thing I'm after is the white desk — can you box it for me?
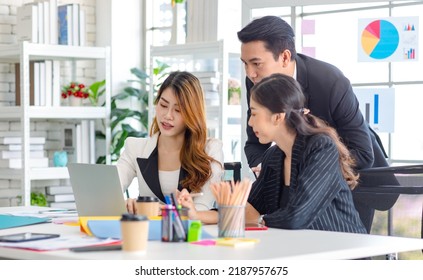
[1,206,423,260]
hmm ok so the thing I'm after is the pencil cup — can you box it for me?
[120,214,149,253]
[161,205,186,242]
[136,196,160,218]
[218,205,245,238]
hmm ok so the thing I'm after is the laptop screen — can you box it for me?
[67,163,127,216]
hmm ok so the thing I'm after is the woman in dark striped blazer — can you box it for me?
[246,73,366,234]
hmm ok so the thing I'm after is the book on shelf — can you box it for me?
[75,123,82,163]
[79,9,85,46]
[0,144,44,151]
[71,3,80,46]
[44,60,53,107]
[16,60,56,107]
[52,60,61,106]
[74,120,96,164]
[37,2,44,44]
[49,201,76,210]
[0,150,44,159]
[0,137,45,145]
[46,193,75,202]
[41,0,50,44]
[58,4,73,45]
[39,61,46,106]
[49,0,58,44]
[46,185,73,195]
[0,157,48,169]
[15,62,35,106]
[33,61,41,106]
[16,3,38,43]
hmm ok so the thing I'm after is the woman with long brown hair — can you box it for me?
[117,71,223,222]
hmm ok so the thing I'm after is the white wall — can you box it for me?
[96,0,142,105]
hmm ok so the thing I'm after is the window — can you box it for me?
[249,1,423,165]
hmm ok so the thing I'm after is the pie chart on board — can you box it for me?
[361,20,399,59]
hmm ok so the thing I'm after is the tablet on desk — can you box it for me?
[0,232,60,243]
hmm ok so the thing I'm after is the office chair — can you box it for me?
[223,162,242,182]
[354,164,423,259]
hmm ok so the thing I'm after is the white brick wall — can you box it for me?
[0,0,97,206]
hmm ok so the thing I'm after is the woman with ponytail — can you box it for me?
[246,73,366,233]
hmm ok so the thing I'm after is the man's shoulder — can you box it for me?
[297,53,343,75]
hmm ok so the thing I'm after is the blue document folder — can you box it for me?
[0,215,50,230]
[87,220,214,240]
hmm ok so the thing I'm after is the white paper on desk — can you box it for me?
[0,236,119,251]
[4,209,78,219]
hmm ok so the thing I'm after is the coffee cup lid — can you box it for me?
[137,196,159,203]
[120,213,148,221]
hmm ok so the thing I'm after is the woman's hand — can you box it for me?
[126,198,137,214]
[177,189,198,220]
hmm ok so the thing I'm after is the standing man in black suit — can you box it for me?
[238,15,398,233]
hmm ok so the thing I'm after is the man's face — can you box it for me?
[241,40,287,84]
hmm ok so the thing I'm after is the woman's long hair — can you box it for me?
[150,71,217,192]
[251,73,359,189]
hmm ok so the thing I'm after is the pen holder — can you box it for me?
[218,205,245,238]
[161,205,187,242]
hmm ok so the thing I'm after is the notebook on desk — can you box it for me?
[67,163,127,216]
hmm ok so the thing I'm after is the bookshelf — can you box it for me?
[149,40,242,161]
[0,42,111,206]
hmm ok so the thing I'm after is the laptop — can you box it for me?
[67,163,127,216]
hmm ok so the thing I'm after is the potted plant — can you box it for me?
[61,82,90,106]
[17,192,47,207]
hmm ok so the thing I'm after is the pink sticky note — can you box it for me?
[302,19,315,35]
[190,240,216,246]
[302,47,316,58]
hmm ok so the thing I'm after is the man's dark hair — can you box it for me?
[237,16,297,61]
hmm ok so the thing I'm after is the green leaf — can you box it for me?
[31,192,47,207]
[130,67,149,80]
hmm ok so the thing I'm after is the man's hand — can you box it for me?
[251,163,262,178]
[245,202,261,224]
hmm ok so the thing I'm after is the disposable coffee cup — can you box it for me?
[120,213,149,253]
[136,196,160,218]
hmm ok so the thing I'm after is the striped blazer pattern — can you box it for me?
[248,134,367,234]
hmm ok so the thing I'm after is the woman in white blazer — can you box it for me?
[116,71,224,223]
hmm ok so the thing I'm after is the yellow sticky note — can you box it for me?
[216,238,259,248]
[79,216,121,236]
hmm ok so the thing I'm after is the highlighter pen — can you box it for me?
[169,193,186,241]
[161,205,169,242]
[172,207,186,241]
[166,205,173,241]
